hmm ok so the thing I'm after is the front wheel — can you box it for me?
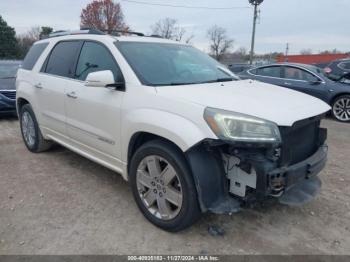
[129,140,201,232]
[332,95,350,122]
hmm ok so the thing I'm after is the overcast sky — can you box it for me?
[1,0,349,54]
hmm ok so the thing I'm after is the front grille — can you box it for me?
[0,91,16,100]
[279,117,322,166]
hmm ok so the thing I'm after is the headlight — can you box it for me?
[204,107,281,143]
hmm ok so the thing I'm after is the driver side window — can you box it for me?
[75,41,123,82]
[284,66,317,81]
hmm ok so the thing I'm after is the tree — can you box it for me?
[16,27,41,58]
[151,18,194,43]
[40,26,53,39]
[234,47,249,61]
[320,49,341,54]
[80,0,129,34]
[0,15,18,59]
[300,48,313,55]
[207,25,233,61]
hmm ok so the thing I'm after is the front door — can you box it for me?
[65,41,125,165]
[281,66,327,101]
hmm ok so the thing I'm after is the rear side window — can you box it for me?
[22,43,49,70]
[75,41,123,82]
[44,41,81,78]
[255,66,281,78]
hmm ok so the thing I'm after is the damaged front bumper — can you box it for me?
[275,145,327,206]
[186,116,328,214]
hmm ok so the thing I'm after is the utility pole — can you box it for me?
[249,0,264,65]
[285,43,289,62]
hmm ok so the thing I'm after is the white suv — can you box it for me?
[16,29,330,231]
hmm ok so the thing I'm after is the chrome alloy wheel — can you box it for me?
[333,97,350,122]
[22,111,36,147]
[136,155,183,220]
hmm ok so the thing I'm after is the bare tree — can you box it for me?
[151,18,194,43]
[320,48,340,54]
[185,34,194,44]
[207,25,234,61]
[16,27,41,58]
[15,26,54,58]
[25,27,41,41]
[80,0,129,34]
[300,48,313,55]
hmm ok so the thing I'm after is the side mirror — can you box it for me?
[85,70,125,91]
[309,78,322,85]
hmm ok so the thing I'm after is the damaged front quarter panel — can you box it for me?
[185,116,328,214]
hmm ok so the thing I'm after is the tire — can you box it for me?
[129,139,201,232]
[19,104,53,153]
[331,95,350,123]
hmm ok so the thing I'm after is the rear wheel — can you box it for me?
[129,140,201,232]
[332,95,350,122]
[19,104,52,152]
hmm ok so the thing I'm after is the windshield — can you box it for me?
[116,42,237,86]
[0,63,20,79]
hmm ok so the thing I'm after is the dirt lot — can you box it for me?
[0,117,349,255]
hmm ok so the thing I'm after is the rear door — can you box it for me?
[37,40,82,136]
[281,66,327,101]
[247,66,284,86]
[65,40,125,163]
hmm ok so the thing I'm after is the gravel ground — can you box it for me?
[0,117,349,255]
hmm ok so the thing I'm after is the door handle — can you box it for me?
[66,92,78,99]
[34,83,43,89]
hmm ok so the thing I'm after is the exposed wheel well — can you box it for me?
[17,98,30,112]
[127,132,184,173]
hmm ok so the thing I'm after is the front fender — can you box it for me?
[121,108,215,163]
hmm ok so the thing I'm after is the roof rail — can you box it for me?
[48,29,106,38]
[48,28,158,39]
[100,29,145,37]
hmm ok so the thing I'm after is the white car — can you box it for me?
[16,29,330,231]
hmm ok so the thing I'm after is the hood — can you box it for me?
[156,79,331,126]
[0,78,16,90]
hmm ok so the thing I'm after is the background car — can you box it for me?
[324,58,350,81]
[338,72,350,85]
[0,60,21,116]
[238,63,350,122]
[228,63,252,74]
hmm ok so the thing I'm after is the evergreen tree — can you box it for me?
[0,15,18,59]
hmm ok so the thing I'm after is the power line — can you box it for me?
[121,0,251,10]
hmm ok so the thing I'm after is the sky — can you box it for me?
[1,0,349,54]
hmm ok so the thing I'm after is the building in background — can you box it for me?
[276,53,350,68]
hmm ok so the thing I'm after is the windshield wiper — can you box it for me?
[154,78,235,86]
[0,76,15,79]
[201,77,235,84]
[169,82,198,86]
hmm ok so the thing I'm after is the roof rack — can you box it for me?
[100,29,145,37]
[48,29,105,38]
[48,28,158,39]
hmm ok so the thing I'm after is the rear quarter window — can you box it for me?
[22,43,49,70]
